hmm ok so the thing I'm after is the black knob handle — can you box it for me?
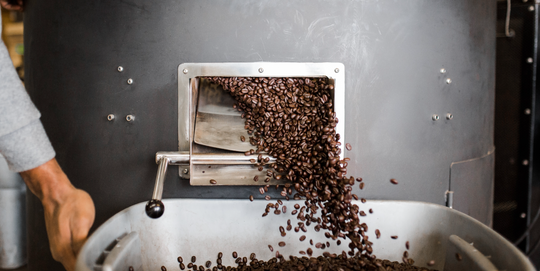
[145,199,165,218]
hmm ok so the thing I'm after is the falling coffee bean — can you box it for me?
[179,263,185,270]
[209,179,217,184]
[177,257,183,263]
[268,245,274,252]
[427,260,435,266]
[249,195,254,201]
[161,266,166,271]
[406,241,410,250]
[390,178,398,185]
[205,261,211,268]
[375,229,381,239]
[391,235,398,239]
[299,235,306,241]
[278,241,286,247]
[129,267,134,271]
[191,256,196,263]
[345,143,352,151]
[232,252,237,258]
[240,135,245,142]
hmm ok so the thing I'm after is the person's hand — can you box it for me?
[0,0,24,11]
[20,159,95,271]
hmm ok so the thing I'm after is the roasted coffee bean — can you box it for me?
[281,231,286,237]
[294,204,300,209]
[129,267,134,271]
[403,251,409,258]
[286,224,292,231]
[209,179,217,184]
[369,208,373,214]
[268,245,274,252]
[250,253,256,260]
[264,177,270,182]
[299,235,306,241]
[456,253,462,261]
[258,166,263,171]
[187,263,193,268]
[250,159,256,163]
[282,206,287,213]
[161,266,167,271]
[310,239,313,245]
[240,135,245,142]
[259,187,265,194]
[345,143,352,151]
[406,241,410,250]
[427,260,435,266]
[307,248,313,256]
[375,229,381,239]
[253,176,259,182]
[278,241,286,247]
[205,261,211,268]
[249,195,254,201]
[390,178,398,185]
[359,182,365,189]
[179,263,185,270]
[177,257,183,263]
[291,210,298,215]
[391,235,398,239]
[232,251,237,258]
[265,195,271,200]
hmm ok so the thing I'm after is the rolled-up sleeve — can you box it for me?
[0,15,55,172]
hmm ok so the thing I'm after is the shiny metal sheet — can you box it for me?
[76,200,534,271]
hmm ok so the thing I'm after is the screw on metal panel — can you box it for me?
[182,168,189,174]
[525,108,531,115]
[446,113,453,120]
[107,114,115,121]
[117,66,124,72]
[440,68,446,74]
[521,213,527,218]
[127,78,133,85]
[258,67,264,73]
[523,159,529,166]
[334,68,340,73]
[126,115,135,122]
[445,78,452,84]
[183,68,188,74]
[432,114,440,121]
[529,5,535,11]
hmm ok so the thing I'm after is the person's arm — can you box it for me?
[20,159,95,271]
[0,4,95,271]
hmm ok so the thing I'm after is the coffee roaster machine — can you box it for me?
[19,0,535,270]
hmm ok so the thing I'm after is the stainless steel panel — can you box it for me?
[76,199,535,271]
[451,147,495,226]
[0,188,26,269]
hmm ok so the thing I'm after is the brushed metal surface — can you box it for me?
[76,199,535,271]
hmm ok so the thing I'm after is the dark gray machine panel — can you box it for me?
[24,1,495,270]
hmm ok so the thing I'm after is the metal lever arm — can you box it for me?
[146,151,275,218]
[145,152,189,218]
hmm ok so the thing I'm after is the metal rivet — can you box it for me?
[440,68,446,74]
[521,213,527,218]
[183,68,188,74]
[446,113,453,120]
[126,115,135,122]
[117,66,124,72]
[529,5,535,11]
[127,78,133,85]
[525,108,531,115]
[446,78,452,84]
[527,57,534,63]
[258,67,264,73]
[334,68,340,73]
[107,114,115,121]
[432,114,440,121]
[183,168,189,174]
[523,159,529,166]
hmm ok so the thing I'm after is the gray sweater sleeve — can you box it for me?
[0,14,55,172]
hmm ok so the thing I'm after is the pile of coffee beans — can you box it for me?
[165,77,434,271]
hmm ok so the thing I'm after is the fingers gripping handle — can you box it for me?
[145,157,170,218]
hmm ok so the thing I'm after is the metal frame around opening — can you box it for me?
[177,62,346,180]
